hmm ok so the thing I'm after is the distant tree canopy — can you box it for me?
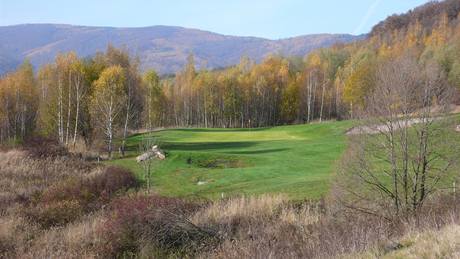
[371,0,460,38]
[0,0,460,156]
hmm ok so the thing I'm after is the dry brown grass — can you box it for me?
[193,195,327,258]
[191,195,288,224]
[0,150,96,213]
[0,215,39,258]
[19,213,106,259]
[0,150,138,258]
[385,224,460,259]
[195,195,460,258]
[0,150,96,258]
[1,149,460,258]
[347,223,460,259]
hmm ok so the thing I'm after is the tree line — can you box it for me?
[1,8,460,157]
[142,9,460,128]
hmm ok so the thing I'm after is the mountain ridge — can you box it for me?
[0,23,365,74]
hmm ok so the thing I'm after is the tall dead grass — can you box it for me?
[18,213,106,259]
[196,194,460,258]
[0,150,96,215]
[382,224,460,258]
[192,195,326,258]
[0,150,138,258]
[1,149,459,258]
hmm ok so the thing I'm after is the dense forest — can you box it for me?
[1,0,460,156]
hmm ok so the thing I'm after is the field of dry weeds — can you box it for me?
[1,147,460,258]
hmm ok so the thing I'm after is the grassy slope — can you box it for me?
[109,120,353,200]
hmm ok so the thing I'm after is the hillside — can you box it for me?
[0,24,363,75]
[371,0,460,37]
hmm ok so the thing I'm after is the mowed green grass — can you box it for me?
[109,121,353,200]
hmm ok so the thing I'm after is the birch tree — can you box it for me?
[90,65,126,159]
[71,60,87,146]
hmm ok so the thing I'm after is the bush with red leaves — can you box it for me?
[41,166,139,205]
[22,136,69,158]
[98,194,215,257]
[24,166,139,228]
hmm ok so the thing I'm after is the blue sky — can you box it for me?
[0,0,430,39]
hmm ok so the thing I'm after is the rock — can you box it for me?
[136,145,166,163]
[136,153,151,163]
[155,151,166,160]
[456,125,460,132]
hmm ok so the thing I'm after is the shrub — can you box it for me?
[25,166,139,228]
[0,150,96,217]
[24,200,84,228]
[97,194,213,257]
[92,166,140,198]
[41,166,138,204]
[22,136,69,158]
[18,213,106,259]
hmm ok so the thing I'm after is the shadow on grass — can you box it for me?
[170,127,273,133]
[122,141,289,156]
[225,148,289,155]
[162,141,259,151]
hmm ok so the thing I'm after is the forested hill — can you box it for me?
[371,0,460,37]
[0,24,362,75]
